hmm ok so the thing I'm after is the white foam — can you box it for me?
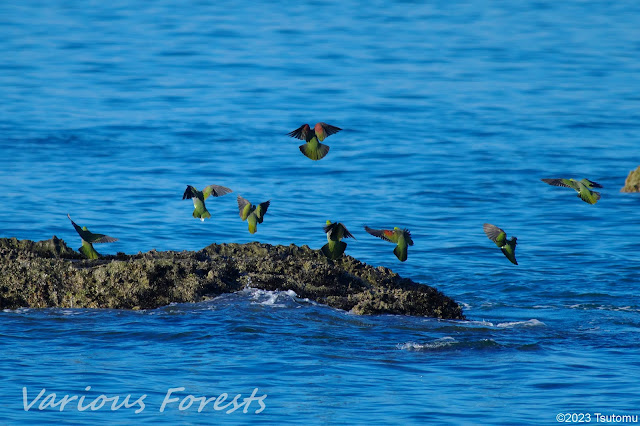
[242,287,300,308]
[496,319,545,328]
[399,337,457,351]
[462,319,495,327]
[2,307,32,314]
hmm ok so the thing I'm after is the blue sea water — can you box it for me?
[1,0,640,423]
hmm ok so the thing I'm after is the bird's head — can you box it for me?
[393,226,400,230]
[82,226,89,231]
[326,220,332,225]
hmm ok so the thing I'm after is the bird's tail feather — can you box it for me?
[299,143,330,161]
[321,241,347,260]
[393,246,408,262]
[248,216,257,234]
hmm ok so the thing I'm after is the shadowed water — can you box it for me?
[1,0,640,423]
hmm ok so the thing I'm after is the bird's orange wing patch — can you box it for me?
[383,230,394,237]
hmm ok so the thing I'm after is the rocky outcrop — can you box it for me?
[0,237,464,319]
[621,166,640,192]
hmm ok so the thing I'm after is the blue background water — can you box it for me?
[1,0,640,423]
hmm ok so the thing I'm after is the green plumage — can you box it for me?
[68,214,118,259]
[237,196,270,234]
[321,221,355,260]
[483,223,518,265]
[541,178,602,204]
[299,137,330,161]
[364,226,413,262]
[183,184,233,221]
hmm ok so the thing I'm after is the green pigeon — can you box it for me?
[321,220,355,260]
[364,226,414,262]
[541,178,602,204]
[287,122,342,161]
[67,214,118,259]
[483,223,518,265]
[182,184,233,221]
[237,196,270,234]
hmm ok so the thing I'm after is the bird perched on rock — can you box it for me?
[67,214,118,259]
[364,226,413,262]
[541,178,602,205]
[321,220,355,260]
[237,196,270,234]
[483,223,518,265]
[287,122,342,161]
[182,184,233,221]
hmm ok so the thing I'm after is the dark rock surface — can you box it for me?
[621,166,640,193]
[0,237,465,319]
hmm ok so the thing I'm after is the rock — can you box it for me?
[621,166,640,192]
[0,237,464,320]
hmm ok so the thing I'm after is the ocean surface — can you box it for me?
[1,0,640,423]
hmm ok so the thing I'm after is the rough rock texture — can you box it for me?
[0,237,464,319]
[621,166,640,192]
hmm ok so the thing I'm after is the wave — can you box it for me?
[496,319,546,328]
[453,318,546,329]
[398,337,501,352]
[241,287,313,308]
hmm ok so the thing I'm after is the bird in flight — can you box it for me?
[321,220,355,260]
[287,122,342,161]
[182,184,233,221]
[483,223,518,265]
[541,178,602,204]
[364,226,414,262]
[67,214,118,259]
[237,196,270,234]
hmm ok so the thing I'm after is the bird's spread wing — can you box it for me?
[403,229,414,246]
[483,223,506,246]
[237,196,251,220]
[68,214,117,244]
[255,200,270,222]
[364,226,396,243]
[541,178,576,189]
[203,184,233,199]
[182,185,198,200]
[287,124,311,141]
[316,123,342,141]
[580,178,603,189]
[67,214,85,237]
[323,222,337,236]
[91,234,118,244]
[341,224,356,240]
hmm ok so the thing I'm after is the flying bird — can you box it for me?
[237,196,270,234]
[321,220,355,260]
[483,223,518,265]
[182,184,233,221]
[67,214,118,259]
[541,178,602,205]
[287,122,342,161]
[364,226,413,262]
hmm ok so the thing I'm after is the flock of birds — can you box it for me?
[66,124,605,265]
